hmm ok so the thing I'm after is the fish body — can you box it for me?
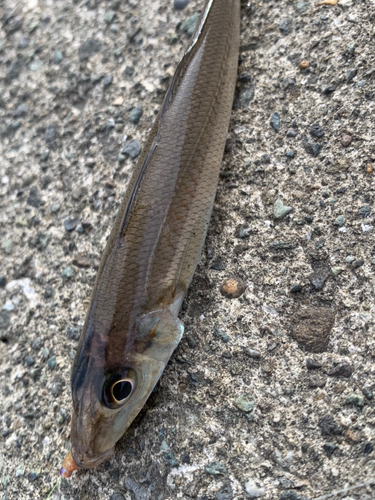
[66,0,240,473]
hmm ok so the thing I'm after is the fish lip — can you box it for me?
[71,445,115,469]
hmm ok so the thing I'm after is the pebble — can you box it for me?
[346,68,357,84]
[345,255,356,264]
[174,0,190,9]
[181,13,200,36]
[323,85,335,95]
[366,163,373,173]
[328,362,353,378]
[274,199,293,219]
[296,1,308,12]
[110,494,125,500]
[213,326,230,343]
[234,393,255,413]
[247,349,261,359]
[103,74,113,89]
[47,356,56,370]
[303,136,322,157]
[163,451,178,467]
[104,10,116,24]
[286,129,297,137]
[2,239,14,255]
[291,307,335,353]
[50,203,60,213]
[121,140,141,159]
[299,60,310,69]
[270,112,280,131]
[363,442,373,454]
[25,355,35,367]
[319,415,341,436]
[14,103,28,117]
[290,283,302,293]
[61,266,76,279]
[323,443,337,458]
[236,86,255,108]
[27,472,39,482]
[310,269,328,290]
[362,387,373,400]
[279,19,293,35]
[359,205,371,217]
[0,276,6,288]
[64,217,79,232]
[310,123,324,139]
[345,394,364,407]
[306,358,322,370]
[79,37,101,61]
[216,483,233,500]
[342,134,352,147]
[129,105,143,124]
[334,215,345,227]
[245,480,265,498]
[72,186,85,201]
[27,186,41,208]
[205,461,227,475]
[279,492,309,500]
[352,258,364,269]
[53,51,63,64]
[220,278,246,298]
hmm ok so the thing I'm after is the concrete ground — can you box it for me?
[0,0,374,499]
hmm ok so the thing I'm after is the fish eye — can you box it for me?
[111,379,133,403]
[103,369,136,409]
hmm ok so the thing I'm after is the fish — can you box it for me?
[61,0,240,478]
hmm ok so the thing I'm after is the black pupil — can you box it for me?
[112,380,132,401]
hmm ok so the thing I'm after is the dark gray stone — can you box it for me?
[236,86,255,108]
[79,38,101,61]
[64,217,79,232]
[130,105,143,124]
[279,19,293,35]
[306,358,322,370]
[27,186,41,208]
[303,136,322,157]
[319,415,341,436]
[310,123,324,138]
[205,461,227,475]
[346,68,357,84]
[174,0,190,9]
[216,483,233,500]
[328,362,353,378]
[103,74,113,89]
[270,112,280,131]
[290,284,302,293]
[359,205,371,217]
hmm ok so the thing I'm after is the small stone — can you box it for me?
[216,483,233,500]
[205,461,227,475]
[129,105,143,124]
[0,310,11,330]
[286,129,297,137]
[181,13,200,36]
[234,393,255,413]
[47,356,56,370]
[0,276,6,288]
[72,187,85,201]
[290,283,302,293]
[345,256,356,264]
[104,10,116,23]
[174,0,190,9]
[310,123,324,139]
[273,199,293,219]
[29,60,43,71]
[286,150,295,158]
[306,358,322,370]
[14,103,28,117]
[262,154,271,164]
[50,203,60,214]
[366,164,373,173]
[25,355,35,367]
[359,205,371,217]
[299,60,310,69]
[121,140,141,159]
[245,480,266,498]
[352,258,364,269]
[296,2,308,13]
[308,376,326,388]
[163,451,178,467]
[362,387,373,400]
[279,19,293,35]
[346,68,357,84]
[345,394,364,407]
[27,186,41,208]
[363,442,373,454]
[123,66,134,78]
[213,326,230,343]
[40,149,50,161]
[319,415,341,436]
[270,112,280,131]
[291,307,335,353]
[110,494,126,500]
[53,51,63,64]
[247,349,261,359]
[279,492,309,500]
[103,74,113,89]
[64,217,79,232]
[79,37,101,61]
[303,136,322,157]
[235,86,255,109]
[323,85,335,95]
[328,362,353,378]
[62,266,76,279]
[28,471,39,482]
[2,239,13,255]
[334,215,345,227]
[342,134,352,147]
[220,278,246,298]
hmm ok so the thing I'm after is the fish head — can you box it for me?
[69,309,184,469]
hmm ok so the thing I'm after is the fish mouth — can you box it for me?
[71,445,115,469]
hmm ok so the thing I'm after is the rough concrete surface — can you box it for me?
[1,0,375,499]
